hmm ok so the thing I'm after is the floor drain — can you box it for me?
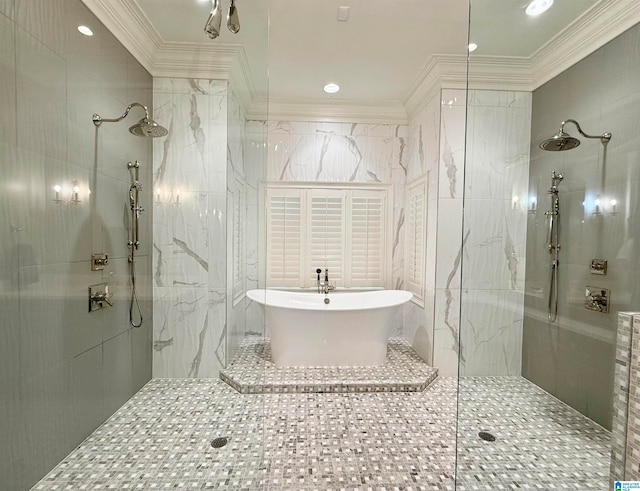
[210,437,229,448]
[478,431,496,442]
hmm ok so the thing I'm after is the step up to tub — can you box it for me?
[220,337,438,394]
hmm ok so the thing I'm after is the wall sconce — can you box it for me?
[53,184,62,203]
[528,196,537,214]
[155,188,162,203]
[593,196,601,215]
[53,181,82,204]
[610,198,618,215]
[512,195,520,211]
[175,189,181,205]
[72,181,81,203]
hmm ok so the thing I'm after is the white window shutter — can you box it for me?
[405,177,427,303]
[265,184,390,289]
[266,188,303,286]
[308,189,345,287]
[349,190,385,287]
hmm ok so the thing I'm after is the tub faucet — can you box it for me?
[316,268,335,295]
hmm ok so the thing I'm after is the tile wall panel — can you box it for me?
[524,22,640,430]
[0,1,154,488]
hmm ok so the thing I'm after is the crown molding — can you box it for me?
[530,0,640,89]
[81,0,160,73]
[253,97,408,125]
[84,0,640,124]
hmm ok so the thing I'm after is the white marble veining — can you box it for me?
[152,78,236,378]
[403,89,531,377]
[266,120,409,292]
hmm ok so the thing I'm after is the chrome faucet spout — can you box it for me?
[316,267,335,294]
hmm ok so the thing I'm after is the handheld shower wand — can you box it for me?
[127,161,144,328]
[545,171,563,322]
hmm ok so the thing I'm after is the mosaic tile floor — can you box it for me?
[33,376,610,490]
[220,337,439,394]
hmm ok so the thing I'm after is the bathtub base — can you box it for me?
[268,308,393,366]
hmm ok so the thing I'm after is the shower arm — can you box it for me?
[561,119,611,144]
[92,102,150,127]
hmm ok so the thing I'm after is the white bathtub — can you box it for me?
[246,289,413,366]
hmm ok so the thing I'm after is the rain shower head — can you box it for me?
[92,102,168,138]
[539,119,611,151]
[539,130,581,151]
[128,117,169,138]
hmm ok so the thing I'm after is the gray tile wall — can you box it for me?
[524,23,640,429]
[0,1,153,488]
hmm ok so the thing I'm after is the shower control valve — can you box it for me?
[89,283,113,312]
[91,253,109,271]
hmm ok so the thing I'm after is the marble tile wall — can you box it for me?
[262,120,409,335]
[226,90,249,362]
[403,93,442,365]
[403,89,531,377]
[459,90,531,376]
[245,121,267,336]
[524,22,640,429]
[0,2,153,488]
[152,78,232,378]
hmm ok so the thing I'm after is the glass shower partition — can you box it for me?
[457,0,640,488]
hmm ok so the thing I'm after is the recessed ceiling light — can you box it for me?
[323,83,340,94]
[468,43,478,52]
[77,25,94,36]
[525,0,553,17]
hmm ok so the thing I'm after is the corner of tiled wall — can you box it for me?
[611,311,638,484]
[623,313,640,482]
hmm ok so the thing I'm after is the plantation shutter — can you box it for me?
[349,190,385,287]
[405,177,427,302]
[309,189,345,286]
[264,184,391,289]
[266,188,303,286]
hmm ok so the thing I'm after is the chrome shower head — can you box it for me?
[539,130,581,151]
[92,102,167,138]
[539,119,611,151]
[129,117,169,138]
[204,0,222,39]
[227,0,240,33]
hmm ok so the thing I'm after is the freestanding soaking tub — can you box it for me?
[246,289,413,366]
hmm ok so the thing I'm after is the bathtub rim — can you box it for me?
[246,288,413,312]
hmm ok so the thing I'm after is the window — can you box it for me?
[264,184,391,288]
[405,176,427,305]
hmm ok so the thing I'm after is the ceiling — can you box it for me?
[82,0,640,122]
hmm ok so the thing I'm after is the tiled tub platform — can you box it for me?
[220,337,438,394]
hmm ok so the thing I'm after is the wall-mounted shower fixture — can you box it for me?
[204,0,240,39]
[89,283,113,312]
[539,119,611,151]
[91,253,109,271]
[585,286,610,313]
[127,161,144,328]
[92,102,168,138]
[545,171,563,322]
[92,103,165,328]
